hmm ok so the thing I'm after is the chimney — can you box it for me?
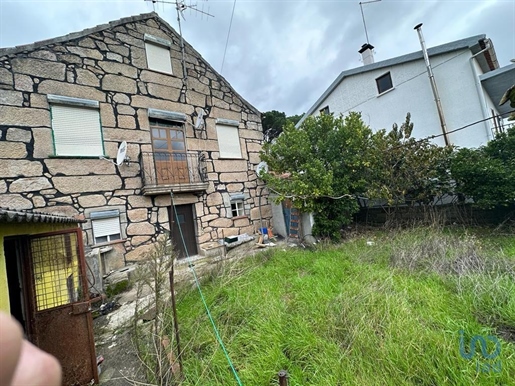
[359,43,375,65]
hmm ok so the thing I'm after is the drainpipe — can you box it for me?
[414,23,450,146]
[469,39,494,142]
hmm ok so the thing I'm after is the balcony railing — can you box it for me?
[140,151,209,195]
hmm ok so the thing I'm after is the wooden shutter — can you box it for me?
[145,42,173,74]
[51,105,103,156]
[216,124,242,158]
[92,217,120,238]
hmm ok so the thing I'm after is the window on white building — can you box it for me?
[376,72,393,94]
[48,95,104,157]
[144,34,173,74]
[216,119,242,159]
[320,106,330,115]
[91,210,122,244]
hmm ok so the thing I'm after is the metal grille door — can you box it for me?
[28,229,98,386]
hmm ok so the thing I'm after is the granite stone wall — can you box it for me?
[0,13,272,268]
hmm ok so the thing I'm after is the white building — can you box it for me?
[298,34,514,148]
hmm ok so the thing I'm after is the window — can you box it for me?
[227,193,246,218]
[216,119,242,159]
[150,118,189,184]
[231,201,245,217]
[91,210,122,244]
[320,106,330,115]
[376,72,393,94]
[144,34,173,74]
[48,95,103,157]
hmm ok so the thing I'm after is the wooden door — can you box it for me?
[151,121,189,185]
[25,229,98,386]
[170,205,198,258]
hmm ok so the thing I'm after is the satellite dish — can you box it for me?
[255,161,268,177]
[116,141,128,166]
[194,108,205,129]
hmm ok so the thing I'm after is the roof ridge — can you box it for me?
[0,11,261,116]
[0,12,157,56]
[297,34,487,126]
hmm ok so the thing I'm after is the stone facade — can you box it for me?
[0,13,271,272]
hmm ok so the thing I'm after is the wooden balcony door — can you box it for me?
[151,120,190,185]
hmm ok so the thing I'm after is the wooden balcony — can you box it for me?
[140,151,209,195]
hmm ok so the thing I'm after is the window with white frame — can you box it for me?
[228,193,246,218]
[91,210,122,244]
[48,95,104,157]
[231,201,245,217]
[216,119,242,159]
[144,34,173,74]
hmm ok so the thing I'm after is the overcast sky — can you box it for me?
[1,0,514,116]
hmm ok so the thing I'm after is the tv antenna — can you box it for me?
[145,0,214,101]
[359,0,381,45]
[145,1,214,22]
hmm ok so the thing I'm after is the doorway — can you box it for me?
[170,204,198,258]
[5,237,28,332]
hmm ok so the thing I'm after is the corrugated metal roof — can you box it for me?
[297,34,488,126]
[0,208,85,224]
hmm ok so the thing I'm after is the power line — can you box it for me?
[266,109,514,202]
[391,109,515,150]
[221,0,237,74]
[341,50,470,116]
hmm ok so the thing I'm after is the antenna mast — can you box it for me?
[359,0,381,44]
[144,0,214,101]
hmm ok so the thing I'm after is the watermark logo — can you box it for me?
[459,330,502,373]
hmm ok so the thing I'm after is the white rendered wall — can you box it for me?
[316,49,491,148]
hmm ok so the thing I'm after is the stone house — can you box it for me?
[0,12,271,279]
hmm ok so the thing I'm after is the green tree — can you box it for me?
[286,114,303,126]
[451,127,515,208]
[366,113,454,206]
[261,110,287,142]
[261,111,305,142]
[260,112,373,240]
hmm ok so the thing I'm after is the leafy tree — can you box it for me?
[260,112,373,240]
[366,113,454,206]
[287,114,303,126]
[261,111,305,142]
[451,127,515,208]
[262,110,287,142]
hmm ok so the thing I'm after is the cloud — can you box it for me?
[0,0,513,116]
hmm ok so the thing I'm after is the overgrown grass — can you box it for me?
[173,228,515,385]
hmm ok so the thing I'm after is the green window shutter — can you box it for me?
[51,104,103,156]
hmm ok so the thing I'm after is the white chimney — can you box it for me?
[359,43,375,65]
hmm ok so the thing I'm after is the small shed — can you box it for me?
[0,208,99,385]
